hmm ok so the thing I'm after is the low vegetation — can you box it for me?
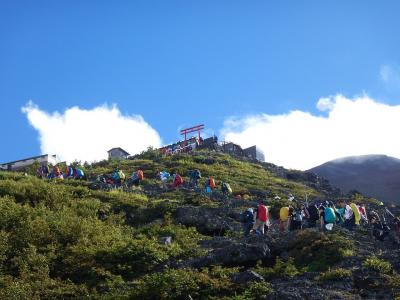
[363,256,392,274]
[317,268,352,282]
[0,150,398,298]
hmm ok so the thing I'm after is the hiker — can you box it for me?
[384,208,400,244]
[74,168,85,180]
[130,169,144,186]
[323,203,337,231]
[307,203,319,228]
[159,170,170,189]
[36,164,48,178]
[279,206,290,232]
[112,169,120,185]
[252,202,269,235]
[172,173,183,188]
[65,165,75,179]
[36,167,42,178]
[302,204,310,220]
[159,170,170,181]
[289,206,304,231]
[358,204,369,225]
[204,176,216,195]
[335,203,346,225]
[243,208,255,236]
[370,211,390,241]
[221,181,232,197]
[112,169,125,186]
[339,200,356,230]
[318,205,326,230]
[37,163,49,178]
[189,169,201,188]
[389,217,400,245]
[50,166,63,179]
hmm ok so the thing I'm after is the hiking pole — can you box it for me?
[385,207,395,219]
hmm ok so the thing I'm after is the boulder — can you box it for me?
[159,236,172,245]
[269,277,360,300]
[177,236,271,268]
[231,270,265,284]
[174,206,243,235]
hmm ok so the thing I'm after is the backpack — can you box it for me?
[225,183,232,194]
[293,211,303,222]
[243,210,254,223]
[257,205,268,222]
[209,177,215,189]
[280,207,289,221]
[193,169,201,179]
[308,205,319,222]
[324,207,336,224]
[175,174,183,185]
[350,203,361,225]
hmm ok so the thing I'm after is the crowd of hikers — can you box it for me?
[34,163,400,244]
[36,164,85,180]
[156,169,232,197]
[242,197,400,245]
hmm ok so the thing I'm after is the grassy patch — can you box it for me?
[253,257,301,279]
[363,256,392,274]
[317,268,352,282]
[288,230,354,271]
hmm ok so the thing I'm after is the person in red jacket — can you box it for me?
[252,201,269,235]
[172,173,183,188]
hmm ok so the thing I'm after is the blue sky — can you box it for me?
[1,1,400,169]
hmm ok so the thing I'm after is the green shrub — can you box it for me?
[131,268,235,299]
[240,281,273,299]
[363,256,392,274]
[317,268,352,282]
[253,257,300,279]
[288,230,354,271]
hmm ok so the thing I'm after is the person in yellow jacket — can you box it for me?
[339,200,359,230]
[279,206,291,232]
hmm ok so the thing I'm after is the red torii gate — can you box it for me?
[180,124,205,144]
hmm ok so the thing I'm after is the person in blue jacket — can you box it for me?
[74,168,85,179]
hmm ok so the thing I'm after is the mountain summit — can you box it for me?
[309,154,400,203]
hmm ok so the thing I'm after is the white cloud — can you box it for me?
[316,97,335,111]
[22,102,162,162]
[220,95,400,170]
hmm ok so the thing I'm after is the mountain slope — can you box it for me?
[309,154,400,203]
[0,150,398,299]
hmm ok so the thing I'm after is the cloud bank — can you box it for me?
[22,102,162,162]
[221,95,400,170]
